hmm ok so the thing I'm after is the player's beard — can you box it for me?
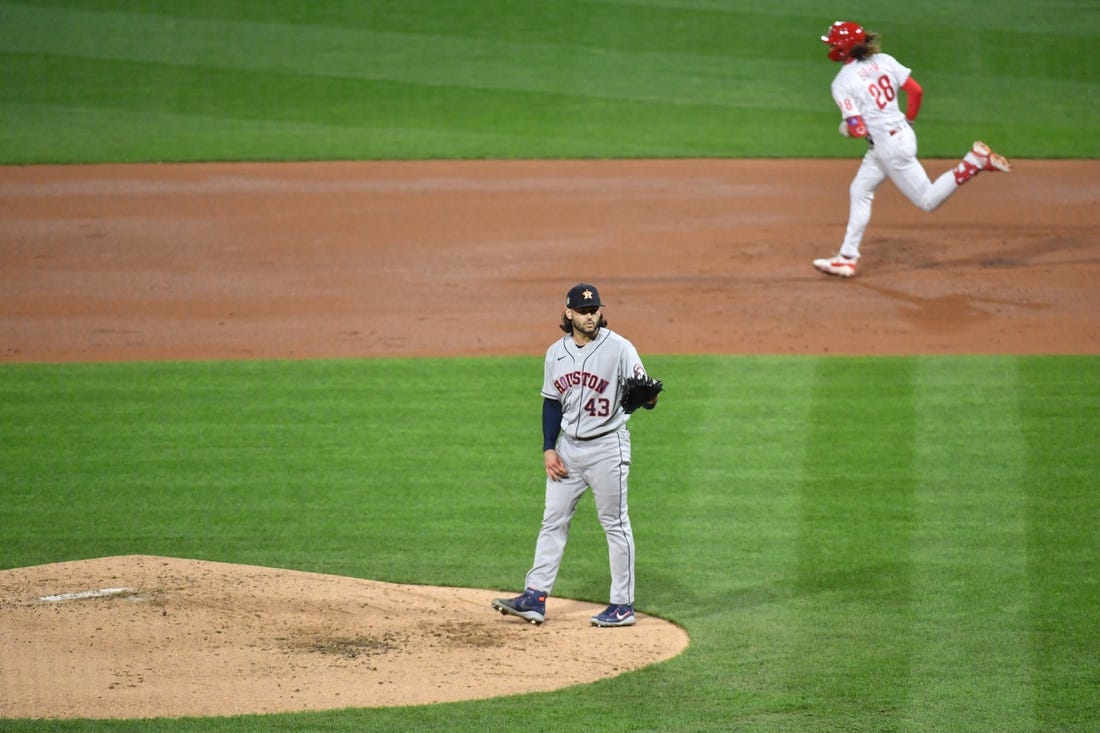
[573,316,599,341]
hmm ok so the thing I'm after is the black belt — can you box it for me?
[573,428,617,441]
[868,127,902,146]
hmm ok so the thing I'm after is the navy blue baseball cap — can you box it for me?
[566,283,602,309]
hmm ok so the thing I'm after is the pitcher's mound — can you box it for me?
[0,555,689,719]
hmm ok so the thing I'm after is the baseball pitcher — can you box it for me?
[492,283,661,627]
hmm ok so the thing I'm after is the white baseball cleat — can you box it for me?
[971,141,1012,173]
[813,253,858,278]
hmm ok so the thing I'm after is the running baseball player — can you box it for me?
[492,283,659,628]
[814,20,1012,278]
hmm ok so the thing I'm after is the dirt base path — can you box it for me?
[1,159,1097,719]
[2,159,1097,363]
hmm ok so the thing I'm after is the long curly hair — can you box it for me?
[849,31,881,61]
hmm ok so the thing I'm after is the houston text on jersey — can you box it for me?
[552,370,610,394]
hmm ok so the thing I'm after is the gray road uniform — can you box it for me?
[526,327,649,605]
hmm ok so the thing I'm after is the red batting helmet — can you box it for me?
[821,21,865,62]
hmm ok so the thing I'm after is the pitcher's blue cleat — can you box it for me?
[591,603,635,627]
[492,588,547,624]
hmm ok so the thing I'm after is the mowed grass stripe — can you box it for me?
[909,357,1032,729]
[1019,357,1100,726]
[0,98,539,164]
[646,356,815,615]
[719,357,818,717]
[792,358,917,721]
[1,3,816,109]
[4,1,1096,162]
[0,358,539,575]
[612,356,822,722]
[0,51,822,162]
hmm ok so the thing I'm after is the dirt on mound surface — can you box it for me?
[0,556,689,719]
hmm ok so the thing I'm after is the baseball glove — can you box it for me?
[620,374,663,414]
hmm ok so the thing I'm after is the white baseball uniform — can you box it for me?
[830,52,965,259]
[524,327,648,605]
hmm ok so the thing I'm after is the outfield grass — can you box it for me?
[1,0,1097,163]
[1,356,1097,731]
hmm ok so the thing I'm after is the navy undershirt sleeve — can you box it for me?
[542,398,563,451]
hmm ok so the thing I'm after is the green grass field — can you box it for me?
[1,0,1098,730]
[1,357,1097,731]
[1,0,1097,162]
